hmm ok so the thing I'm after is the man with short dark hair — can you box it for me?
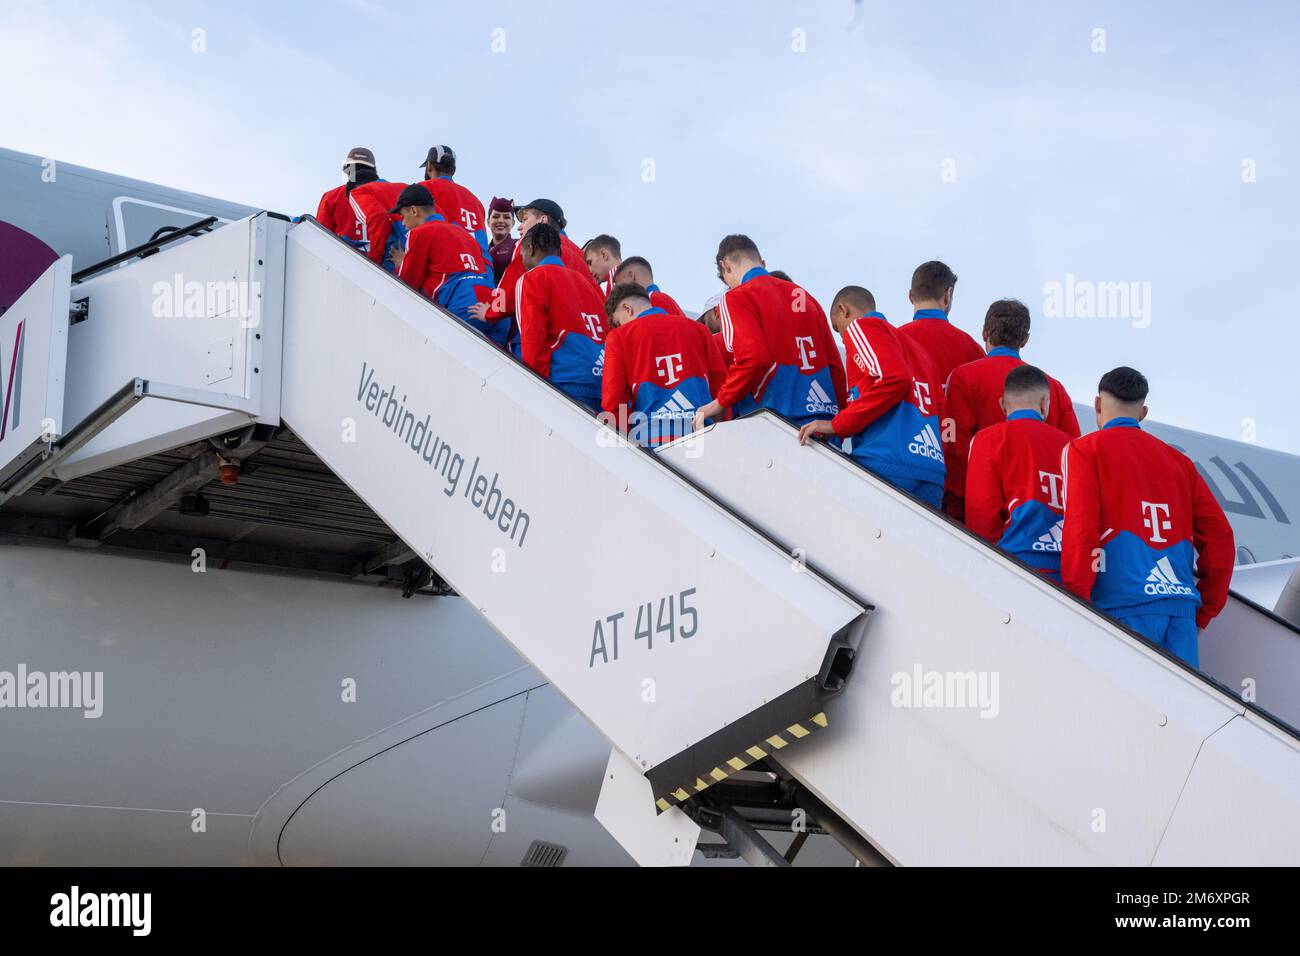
[388,184,501,344]
[612,256,685,315]
[471,198,597,336]
[942,298,1081,520]
[515,223,609,412]
[837,285,946,431]
[897,260,984,385]
[316,146,377,246]
[601,283,725,445]
[1060,367,1235,666]
[798,286,945,506]
[693,235,845,431]
[965,364,1074,577]
[583,235,621,294]
[487,197,516,282]
[416,145,489,256]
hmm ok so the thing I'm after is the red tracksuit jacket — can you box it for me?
[716,268,846,424]
[944,348,1081,517]
[898,309,985,387]
[488,232,597,320]
[601,308,726,441]
[898,334,943,427]
[832,315,911,438]
[832,313,946,487]
[515,256,608,391]
[1060,418,1235,629]
[965,410,1073,571]
[713,331,732,368]
[348,181,407,266]
[316,184,363,242]
[397,216,492,299]
[419,178,485,234]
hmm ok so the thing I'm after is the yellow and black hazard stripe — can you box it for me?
[653,712,828,813]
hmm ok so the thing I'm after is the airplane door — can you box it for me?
[109,196,231,255]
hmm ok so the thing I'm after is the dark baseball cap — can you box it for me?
[343,146,375,169]
[419,145,456,169]
[388,183,435,214]
[514,198,565,226]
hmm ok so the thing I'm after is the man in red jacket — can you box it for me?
[612,257,685,316]
[601,283,725,445]
[693,235,845,431]
[315,146,376,245]
[416,145,489,256]
[469,198,595,341]
[389,185,502,345]
[965,365,1074,578]
[898,329,943,432]
[583,234,621,295]
[514,223,609,412]
[1060,367,1235,667]
[798,286,945,506]
[348,178,408,271]
[825,285,943,427]
[943,298,1081,521]
[897,260,984,387]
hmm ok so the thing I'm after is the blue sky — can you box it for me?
[3,0,1298,452]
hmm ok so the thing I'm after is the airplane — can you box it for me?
[1,145,1297,867]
